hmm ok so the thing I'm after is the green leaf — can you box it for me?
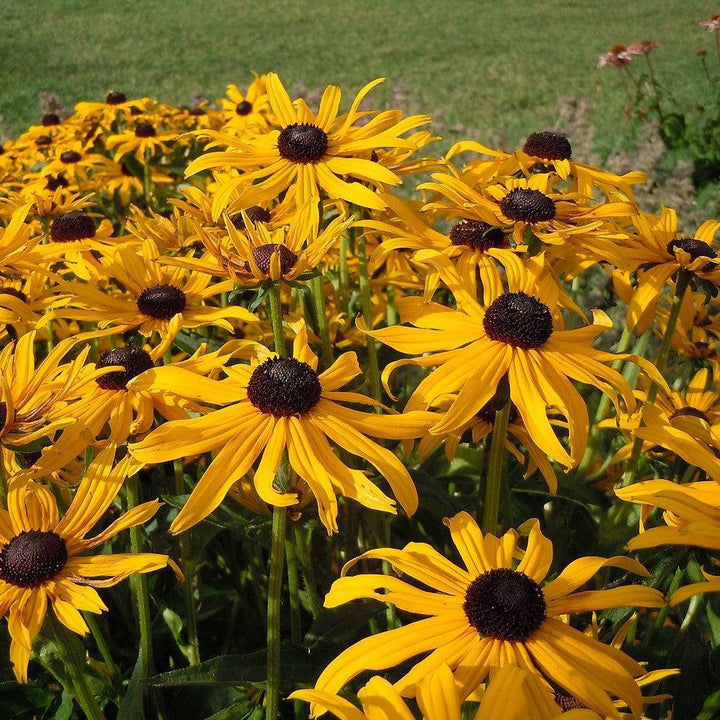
[0,682,54,719]
[117,647,146,720]
[146,643,335,691]
[304,604,382,647]
[53,690,74,720]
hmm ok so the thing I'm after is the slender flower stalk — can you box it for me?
[357,234,381,401]
[52,617,106,720]
[310,275,333,368]
[127,473,154,680]
[266,280,289,720]
[174,457,200,666]
[621,270,690,486]
[482,401,510,534]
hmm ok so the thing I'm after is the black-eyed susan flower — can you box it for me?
[419,171,634,270]
[314,511,665,717]
[128,322,434,534]
[620,209,720,333]
[74,92,154,129]
[50,239,258,355]
[34,340,241,473]
[186,73,430,217]
[0,445,177,682]
[105,119,176,162]
[218,76,271,133]
[446,133,646,202]
[360,192,518,302]
[363,253,661,469]
[293,663,602,720]
[616,480,720,553]
[169,203,352,285]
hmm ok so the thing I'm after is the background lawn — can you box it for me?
[2,0,716,156]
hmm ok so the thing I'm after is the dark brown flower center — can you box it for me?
[247,357,322,417]
[477,400,519,425]
[106,91,127,105]
[277,123,329,163]
[134,122,156,138]
[35,135,52,146]
[231,206,272,230]
[50,212,96,242]
[60,150,82,164]
[0,530,68,588]
[235,100,253,116]
[667,238,717,264]
[449,220,505,252]
[46,174,69,190]
[0,287,28,303]
[553,693,587,711]
[671,406,709,422]
[96,346,155,390]
[463,568,546,641]
[500,188,556,223]
[17,450,42,469]
[41,114,61,126]
[136,284,187,319]
[523,132,572,161]
[251,244,298,276]
[484,292,553,349]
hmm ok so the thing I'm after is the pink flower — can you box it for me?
[597,44,633,68]
[699,13,720,32]
[626,40,661,55]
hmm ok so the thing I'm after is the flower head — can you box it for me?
[314,511,664,717]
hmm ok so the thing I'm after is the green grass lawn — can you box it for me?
[2,0,716,155]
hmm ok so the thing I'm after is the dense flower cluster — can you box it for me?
[0,71,718,719]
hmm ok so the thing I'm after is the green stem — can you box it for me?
[142,148,153,210]
[310,275,333,368]
[577,327,650,478]
[127,474,154,680]
[357,235,381,402]
[293,524,321,618]
[266,505,287,720]
[285,532,301,644]
[268,283,286,356]
[174,458,200,666]
[338,233,350,316]
[84,613,122,691]
[52,616,106,720]
[482,402,510,534]
[266,284,290,720]
[621,271,690,487]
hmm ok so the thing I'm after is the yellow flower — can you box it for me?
[218,75,271,133]
[292,663,602,720]
[165,202,352,286]
[128,322,434,534]
[446,134,646,201]
[363,253,660,469]
[50,239,258,356]
[620,208,720,334]
[314,511,664,718]
[105,118,176,162]
[186,73,430,217]
[419,171,634,270]
[0,445,177,682]
[616,479,720,606]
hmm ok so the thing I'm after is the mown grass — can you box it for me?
[1,0,715,154]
